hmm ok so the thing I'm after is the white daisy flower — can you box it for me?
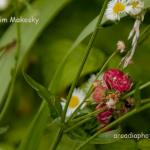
[0,0,9,10]
[105,0,127,21]
[126,0,144,16]
[61,88,86,117]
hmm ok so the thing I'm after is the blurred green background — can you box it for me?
[0,0,150,149]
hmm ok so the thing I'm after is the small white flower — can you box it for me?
[105,0,127,21]
[0,0,9,10]
[106,98,116,109]
[61,88,86,117]
[117,40,126,53]
[126,0,144,16]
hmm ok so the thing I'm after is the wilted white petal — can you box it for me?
[0,0,9,10]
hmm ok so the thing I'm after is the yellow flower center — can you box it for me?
[69,96,79,108]
[113,2,125,14]
[131,1,139,8]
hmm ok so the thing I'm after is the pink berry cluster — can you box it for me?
[92,68,133,127]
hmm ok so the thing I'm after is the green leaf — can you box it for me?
[138,139,150,150]
[57,135,96,150]
[47,17,107,93]
[144,0,150,8]
[68,128,121,145]
[90,128,121,144]
[98,139,137,150]
[67,14,109,54]
[45,120,96,150]
[0,126,9,135]
[23,72,60,118]
[40,39,105,93]
[18,102,49,150]
[0,0,70,105]
[0,143,14,150]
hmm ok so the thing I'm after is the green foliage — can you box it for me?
[23,72,61,118]
[90,128,121,144]
[0,0,150,150]
[0,126,9,135]
[39,39,105,93]
[144,0,150,8]
[98,139,137,150]
[0,0,70,105]
[18,102,49,150]
[138,139,150,150]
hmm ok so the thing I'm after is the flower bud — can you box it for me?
[103,69,132,92]
[117,41,125,53]
[92,85,106,103]
[97,109,113,125]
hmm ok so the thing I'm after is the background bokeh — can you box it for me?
[0,0,150,149]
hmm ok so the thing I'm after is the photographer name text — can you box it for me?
[0,16,39,24]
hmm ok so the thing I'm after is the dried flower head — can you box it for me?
[106,92,120,108]
[106,99,116,109]
[117,40,126,53]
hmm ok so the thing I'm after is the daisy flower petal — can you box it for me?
[126,0,144,16]
[61,88,86,117]
[105,0,127,21]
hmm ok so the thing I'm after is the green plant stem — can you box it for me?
[141,98,150,104]
[50,1,109,149]
[123,81,150,99]
[139,24,150,45]
[50,127,64,150]
[62,0,110,123]
[0,2,21,125]
[75,102,150,150]
[68,50,118,121]
[66,96,150,133]
[65,108,106,133]
[65,118,91,133]
[70,107,106,123]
